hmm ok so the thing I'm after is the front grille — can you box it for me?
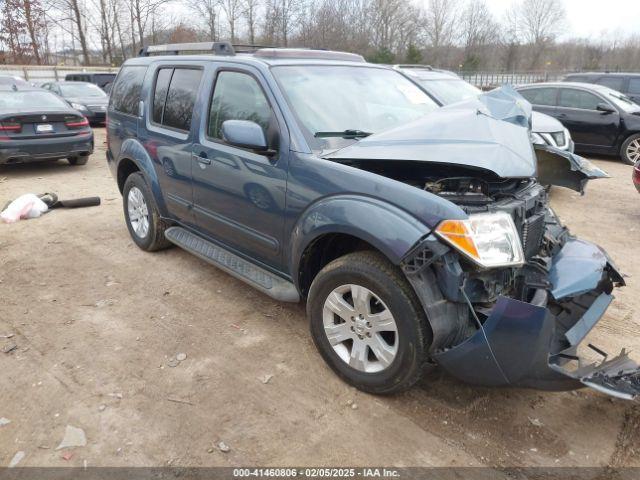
[521,212,545,259]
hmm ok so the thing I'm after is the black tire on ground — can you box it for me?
[621,133,640,165]
[122,172,172,251]
[307,250,431,395]
[68,155,89,166]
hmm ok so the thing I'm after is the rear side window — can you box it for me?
[162,69,203,131]
[596,76,625,92]
[110,65,147,116]
[519,88,557,106]
[208,71,272,139]
[628,78,640,95]
[152,68,173,124]
[558,88,602,110]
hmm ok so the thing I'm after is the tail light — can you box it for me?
[65,117,89,129]
[633,163,640,186]
[0,121,21,133]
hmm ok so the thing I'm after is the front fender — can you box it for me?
[289,194,430,284]
[535,145,609,193]
[118,138,167,216]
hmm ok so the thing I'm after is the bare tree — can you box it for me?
[186,0,220,41]
[219,0,241,42]
[422,0,457,64]
[48,0,92,64]
[242,0,260,44]
[459,0,498,70]
[516,0,566,68]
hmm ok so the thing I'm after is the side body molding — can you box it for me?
[117,138,168,215]
[289,195,430,287]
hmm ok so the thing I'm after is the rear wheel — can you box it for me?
[307,251,431,394]
[621,134,640,165]
[68,155,89,166]
[122,172,172,251]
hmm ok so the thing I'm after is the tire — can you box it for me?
[68,155,89,166]
[122,172,172,251]
[621,134,640,165]
[307,251,431,395]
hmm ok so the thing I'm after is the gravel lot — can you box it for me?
[1,128,639,468]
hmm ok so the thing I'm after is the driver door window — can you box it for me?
[558,89,603,110]
[208,71,273,147]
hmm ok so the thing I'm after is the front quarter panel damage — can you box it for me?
[535,145,609,193]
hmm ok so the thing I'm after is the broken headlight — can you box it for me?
[435,212,525,268]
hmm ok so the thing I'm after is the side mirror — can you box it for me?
[596,102,616,114]
[221,120,268,151]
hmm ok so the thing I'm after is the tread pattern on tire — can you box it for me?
[308,250,431,395]
[124,172,172,251]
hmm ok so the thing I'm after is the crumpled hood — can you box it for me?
[531,111,563,133]
[325,86,537,178]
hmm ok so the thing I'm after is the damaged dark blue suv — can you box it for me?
[107,42,637,399]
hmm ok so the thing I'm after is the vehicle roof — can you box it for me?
[517,81,616,93]
[50,80,100,85]
[0,84,43,92]
[564,72,640,77]
[124,54,376,69]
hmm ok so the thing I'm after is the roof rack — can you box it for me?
[138,42,236,57]
[252,48,365,63]
[232,44,274,53]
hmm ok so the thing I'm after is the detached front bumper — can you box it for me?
[424,238,638,399]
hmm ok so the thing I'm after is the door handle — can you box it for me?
[193,154,211,165]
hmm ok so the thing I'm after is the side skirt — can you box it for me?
[165,226,300,303]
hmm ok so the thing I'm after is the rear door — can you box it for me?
[518,87,558,118]
[191,66,289,270]
[107,65,147,161]
[556,87,620,150]
[141,65,204,224]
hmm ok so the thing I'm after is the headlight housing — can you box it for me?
[435,212,524,268]
[530,132,546,145]
[71,102,87,111]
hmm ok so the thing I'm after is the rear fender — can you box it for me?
[118,138,167,215]
[535,145,609,193]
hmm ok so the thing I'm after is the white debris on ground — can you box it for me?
[56,425,87,450]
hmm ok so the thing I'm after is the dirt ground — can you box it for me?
[1,128,639,469]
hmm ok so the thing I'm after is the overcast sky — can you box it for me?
[486,0,640,39]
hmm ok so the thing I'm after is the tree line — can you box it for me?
[2,0,640,72]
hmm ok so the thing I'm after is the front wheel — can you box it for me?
[621,134,640,165]
[307,251,431,395]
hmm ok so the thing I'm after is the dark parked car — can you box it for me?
[517,82,640,164]
[563,72,640,105]
[107,42,636,399]
[395,66,574,152]
[65,72,117,91]
[42,81,108,124]
[0,84,93,166]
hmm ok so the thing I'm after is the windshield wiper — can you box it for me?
[314,129,372,139]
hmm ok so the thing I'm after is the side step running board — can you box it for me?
[165,226,300,303]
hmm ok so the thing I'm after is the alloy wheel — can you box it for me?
[322,284,398,373]
[127,186,150,238]
[627,139,640,163]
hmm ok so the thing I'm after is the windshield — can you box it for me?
[60,83,107,98]
[416,78,481,105]
[606,90,640,113]
[0,91,70,110]
[272,65,438,150]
